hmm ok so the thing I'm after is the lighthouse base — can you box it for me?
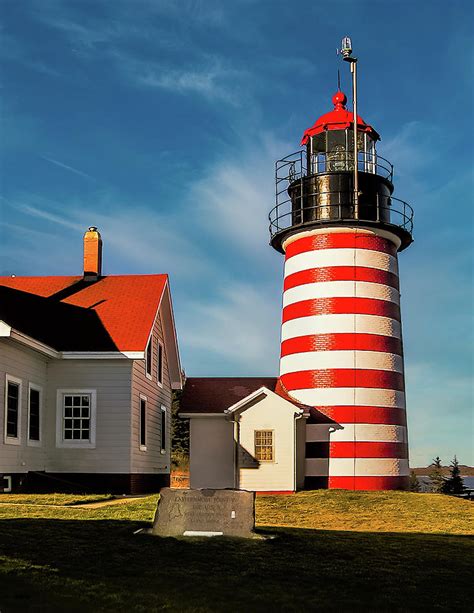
[304,475,409,491]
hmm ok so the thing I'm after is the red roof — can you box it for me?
[301,91,379,145]
[0,274,167,352]
[179,377,308,414]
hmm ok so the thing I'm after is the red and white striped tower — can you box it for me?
[269,48,414,490]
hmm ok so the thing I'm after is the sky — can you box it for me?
[0,0,472,467]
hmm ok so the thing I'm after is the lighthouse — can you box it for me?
[269,40,414,491]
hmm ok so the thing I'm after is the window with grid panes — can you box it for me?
[63,394,91,441]
[254,430,274,461]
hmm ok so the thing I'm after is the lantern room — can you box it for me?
[269,92,413,253]
[301,92,380,175]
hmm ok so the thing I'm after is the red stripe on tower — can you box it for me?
[284,266,400,291]
[329,476,410,490]
[285,233,399,258]
[281,369,405,391]
[327,441,409,458]
[311,406,407,426]
[282,297,401,322]
[281,333,403,356]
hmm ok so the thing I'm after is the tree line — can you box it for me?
[410,456,467,494]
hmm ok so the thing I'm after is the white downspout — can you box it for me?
[294,411,304,492]
[225,413,239,490]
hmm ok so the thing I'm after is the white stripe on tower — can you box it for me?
[279,228,409,491]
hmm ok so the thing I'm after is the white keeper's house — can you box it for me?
[0,227,182,494]
[180,377,309,494]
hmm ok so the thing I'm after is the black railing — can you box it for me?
[269,198,414,239]
[271,148,413,249]
[276,149,394,185]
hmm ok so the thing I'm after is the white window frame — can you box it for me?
[157,342,164,388]
[145,335,153,380]
[4,374,22,446]
[56,389,97,449]
[27,382,42,447]
[139,394,147,451]
[160,404,167,454]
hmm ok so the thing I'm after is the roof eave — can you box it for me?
[179,412,227,418]
[1,323,61,359]
[224,387,269,414]
[159,279,183,390]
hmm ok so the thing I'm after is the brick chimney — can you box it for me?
[83,226,102,281]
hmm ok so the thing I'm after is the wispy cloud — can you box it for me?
[192,133,290,261]
[179,282,280,375]
[136,63,240,103]
[3,191,210,279]
[9,200,83,232]
[0,27,60,77]
[41,156,96,181]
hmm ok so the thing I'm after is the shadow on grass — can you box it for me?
[0,518,473,612]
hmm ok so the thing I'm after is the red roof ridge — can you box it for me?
[0,273,168,279]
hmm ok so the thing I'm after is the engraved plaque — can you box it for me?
[150,488,255,538]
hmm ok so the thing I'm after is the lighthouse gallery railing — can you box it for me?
[269,149,414,241]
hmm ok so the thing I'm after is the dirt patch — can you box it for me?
[72,496,147,508]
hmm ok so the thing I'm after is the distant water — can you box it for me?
[418,476,474,491]
[463,476,474,489]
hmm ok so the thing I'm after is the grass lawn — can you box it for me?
[0,490,472,612]
[0,493,114,506]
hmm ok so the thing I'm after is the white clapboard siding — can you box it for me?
[46,358,133,473]
[237,392,298,492]
[0,339,48,473]
[130,310,173,475]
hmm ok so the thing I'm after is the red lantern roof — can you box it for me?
[301,91,380,145]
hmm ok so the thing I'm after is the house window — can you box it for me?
[157,343,163,386]
[160,405,166,452]
[255,430,274,462]
[140,395,147,450]
[56,389,97,448]
[28,384,42,444]
[63,395,91,440]
[5,375,21,444]
[145,337,152,379]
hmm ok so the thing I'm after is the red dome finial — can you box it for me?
[332,91,347,110]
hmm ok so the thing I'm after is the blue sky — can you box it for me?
[0,0,472,467]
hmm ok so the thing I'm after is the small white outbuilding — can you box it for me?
[179,378,307,493]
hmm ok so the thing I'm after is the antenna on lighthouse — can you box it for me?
[340,35,359,218]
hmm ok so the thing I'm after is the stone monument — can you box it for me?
[150,488,255,538]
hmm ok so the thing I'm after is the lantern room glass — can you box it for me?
[307,129,377,175]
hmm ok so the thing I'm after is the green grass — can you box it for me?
[256,489,474,534]
[0,493,114,506]
[0,491,472,611]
